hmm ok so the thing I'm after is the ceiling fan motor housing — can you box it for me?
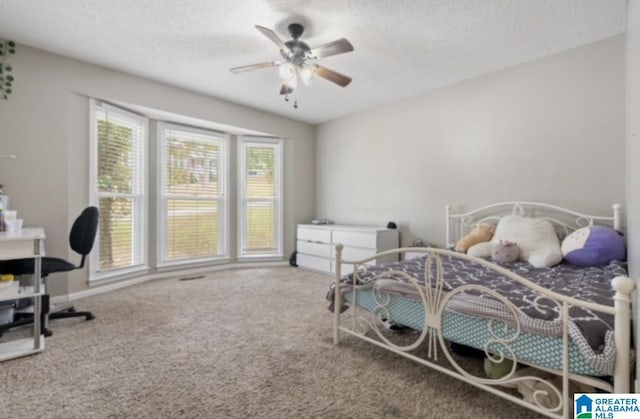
[287,23,304,39]
[282,24,310,67]
[282,40,310,66]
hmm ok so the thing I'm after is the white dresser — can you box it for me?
[296,224,399,275]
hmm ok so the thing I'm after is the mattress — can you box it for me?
[344,289,606,376]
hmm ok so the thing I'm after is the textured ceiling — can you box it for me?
[0,0,627,125]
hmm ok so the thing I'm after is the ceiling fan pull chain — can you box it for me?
[283,94,298,109]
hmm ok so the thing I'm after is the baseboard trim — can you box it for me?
[51,261,289,304]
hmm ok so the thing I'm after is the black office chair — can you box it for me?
[1,206,99,337]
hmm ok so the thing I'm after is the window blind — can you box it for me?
[239,138,282,257]
[160,124,228,264]
[93,103,147,275]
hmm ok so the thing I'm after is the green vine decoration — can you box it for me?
[0,40,16,100]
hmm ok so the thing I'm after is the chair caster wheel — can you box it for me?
[44,328,53,337]
[86,313,95,321]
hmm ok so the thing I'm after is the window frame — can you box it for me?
[237,136,284,260]
[89,99,149,281]
[157,122,230,267]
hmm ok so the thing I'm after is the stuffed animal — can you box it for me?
[491,240,520,263]
[561,225,626,267]
[483,357,514,379]
[467,215,563,268]
[455,223,495,252]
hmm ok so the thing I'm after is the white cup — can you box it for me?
[3,210,17,232]
[14,218,23,231]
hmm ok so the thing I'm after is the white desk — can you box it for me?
[0,227,45,361]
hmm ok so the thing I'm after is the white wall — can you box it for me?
[626,0,640,390]
[0,45,316,295]
[316,35,625,247]
[627,0,640,286]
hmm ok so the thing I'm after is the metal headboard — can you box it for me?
[445,202,622,249]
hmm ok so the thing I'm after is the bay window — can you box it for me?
[238,138,283,258]
[159,124,228,265]
[90,101,147,279]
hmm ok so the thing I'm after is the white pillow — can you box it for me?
[467,215,562,268]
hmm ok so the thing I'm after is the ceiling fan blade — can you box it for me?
[230,61,280,73]
[255,25,289,51]
[309,38,354,59]
[314,65,352,87]
[280,83,295,95]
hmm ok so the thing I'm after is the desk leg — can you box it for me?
[41,294,49,335]
[33,296,41,347]
[33,239,42,348]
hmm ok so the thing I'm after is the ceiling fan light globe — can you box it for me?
[278,63,296,82]
[299,66,316,85]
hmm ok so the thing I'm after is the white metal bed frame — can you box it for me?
[332,202,634,419]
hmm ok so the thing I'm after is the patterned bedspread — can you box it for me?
[328,254,628,375]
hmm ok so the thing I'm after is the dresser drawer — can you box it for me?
[297,240,332,258]
[297,254,331,273]
[297,227,331,243]
[332,230,376,249]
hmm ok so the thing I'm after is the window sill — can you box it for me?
[236,255,284,263]
[156,257,232,272]
[90,266,150,285]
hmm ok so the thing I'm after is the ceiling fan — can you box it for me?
[230,23,354,105]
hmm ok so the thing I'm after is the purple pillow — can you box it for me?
[561,226,626,267]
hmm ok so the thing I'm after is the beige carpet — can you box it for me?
[0,267,541,418]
